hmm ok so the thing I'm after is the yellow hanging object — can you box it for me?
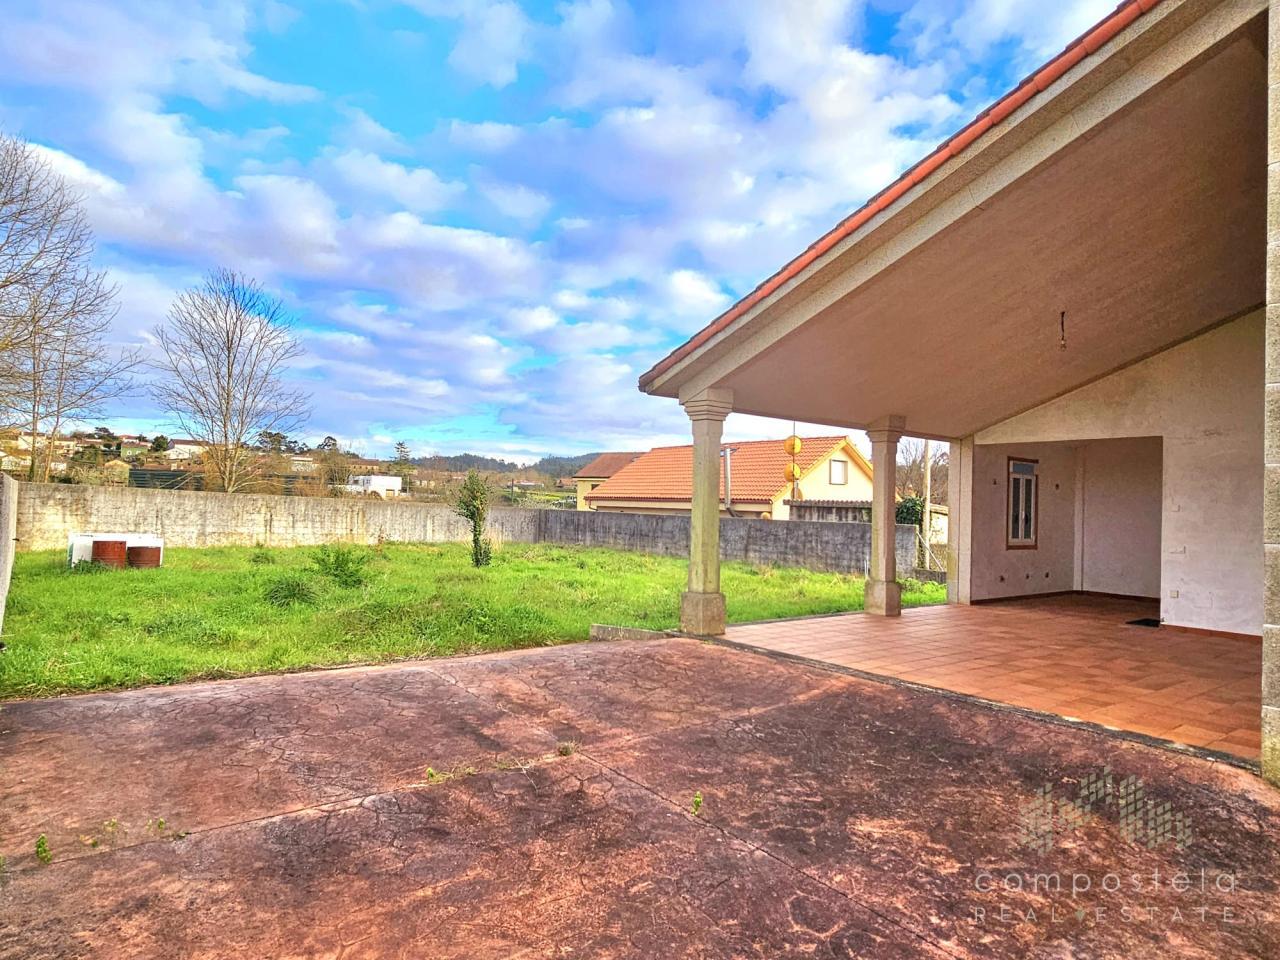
[783,435,802,457]
[784,462,803,482]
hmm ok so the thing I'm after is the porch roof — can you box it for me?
[639,0,1266,440]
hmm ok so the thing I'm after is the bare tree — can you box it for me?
[896,437,949,504]
[0,134,138,479]
[151,269,311,493]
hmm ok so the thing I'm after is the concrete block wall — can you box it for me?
[15,482,917,577]
[0,475,16,633]
[540,507,917,575]
[15,483,539,551]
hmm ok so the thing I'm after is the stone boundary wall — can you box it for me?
[0,475,17,633]
[15,482,917,575]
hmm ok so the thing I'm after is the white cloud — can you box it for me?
[328,149,465,213]
[408,0,533,88]
[479,180,552,222]
[666,269,729,318]
[334,106,410,155]
[448,119,522,152]
[0,0,318,105]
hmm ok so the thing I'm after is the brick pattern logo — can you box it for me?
[1018,766,1191,853]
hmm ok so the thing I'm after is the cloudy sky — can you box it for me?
[0,0,1115,461]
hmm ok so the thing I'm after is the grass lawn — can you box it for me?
[0,543,946,699]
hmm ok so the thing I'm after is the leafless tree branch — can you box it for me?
[0,133,138,480]
[150,268,312,493]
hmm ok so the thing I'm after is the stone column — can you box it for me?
[866,416,905,616]
[1264,1,1280,785]
[946,438,973,606]
[680,387,733,635]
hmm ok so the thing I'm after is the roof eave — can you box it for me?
[637,0,1168,399]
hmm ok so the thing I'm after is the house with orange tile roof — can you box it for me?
[631,0,1280,780]
[573,451,642,510]
[585,436,871,520]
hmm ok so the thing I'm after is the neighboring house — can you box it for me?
[14,434,78,457]
[163,439,206,462]
[573,452,642,510]
[288,455,318,474]
[585,436,871,520]
[344,474,403,498]
[118,435,150,458]
[347,457,386,476]
[634,1,1280,777]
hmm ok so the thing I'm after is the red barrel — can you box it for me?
[126,546,162,569]
[90,539,128,569]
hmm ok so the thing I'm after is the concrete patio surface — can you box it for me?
[728,596,1263,759]
[0,636,1277,958]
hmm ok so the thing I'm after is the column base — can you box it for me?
[865,579,902,617]
[680,590,726,636]
[1264,705,1280,787]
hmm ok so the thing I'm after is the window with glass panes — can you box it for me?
[1007,458,1038,548]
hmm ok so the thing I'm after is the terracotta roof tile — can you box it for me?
[638,0,1165,391]
[573,451,643,479]
[586,436,863,504]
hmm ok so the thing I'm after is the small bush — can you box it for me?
[454,470,492,568]
[310,544,371,587]
[263,573,318,607]
[249,546,275,566]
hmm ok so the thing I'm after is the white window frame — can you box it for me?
[1007,458,1038,549]
[829,458,849,485]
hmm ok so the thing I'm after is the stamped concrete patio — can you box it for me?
[728,596,1264,761]
[0,635,1277,958]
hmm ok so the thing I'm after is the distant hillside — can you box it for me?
[412,452,600,478]
[532,453,599,478]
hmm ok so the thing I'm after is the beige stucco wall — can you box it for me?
[969,442,1078,600]
[770,449,874,520]
[968,437,1165,604]
[975,311,1263,634]
[1079,437,1163,599]
[575,478,602,511]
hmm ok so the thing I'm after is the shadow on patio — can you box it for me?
[725,595,1262,762]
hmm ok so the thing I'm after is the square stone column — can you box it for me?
[1264,1,1280,786]
[946,438,973,606]
[866,416,905,617]
[679,387,733,635]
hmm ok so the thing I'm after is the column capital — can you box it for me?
[680,386,734,422]
[866,414,906,445]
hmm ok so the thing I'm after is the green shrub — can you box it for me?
[263,573,318,607]
[249,546,275,566]
[310,544,371,587]
[454,470,492,568]
[896,496,924,527]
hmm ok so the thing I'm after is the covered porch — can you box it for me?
[638,0,1278,780]
[727,596,1263,760]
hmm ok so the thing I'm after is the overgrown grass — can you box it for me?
[0,543,945,698]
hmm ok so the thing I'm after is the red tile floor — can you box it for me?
[726,595,1263,760]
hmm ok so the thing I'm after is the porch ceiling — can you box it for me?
[683,17,1265,440]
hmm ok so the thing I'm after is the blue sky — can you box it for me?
[0,0,1115,462]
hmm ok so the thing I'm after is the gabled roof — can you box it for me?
[638,0,1165,391]
[586,436,867,504]
[573,451,642,479]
